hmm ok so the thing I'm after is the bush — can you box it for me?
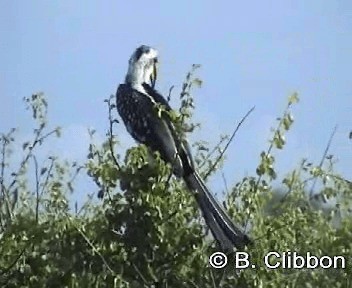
[0,69,351,287]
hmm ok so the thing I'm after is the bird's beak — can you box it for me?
[150,58,158,88]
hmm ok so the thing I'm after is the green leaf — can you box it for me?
[22,141,30,150]
[55,127,62,137]
[40,167,47,175]
[288,92,299,104]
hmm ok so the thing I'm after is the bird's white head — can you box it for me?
[125,45,159,91]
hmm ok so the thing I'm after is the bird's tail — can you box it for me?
[184,171,251,251]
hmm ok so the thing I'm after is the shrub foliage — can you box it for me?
[0,68,351,287]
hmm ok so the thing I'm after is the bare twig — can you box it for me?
[8,126,57,192]
[198,136,228,170]
[66,213,115,274]
[230,177,246,202]
[0,247,26,277]
[67,163,84,194]
[309,125,338,200]
[167,85,174,102]
[221,170,229,196]
[216,268,227,288]
[253,223,288,242]
[36,129,59,145]
[132,263,150,286]
[40,157,55,198]
[209,268,217,288]
[204,106,255,180]
[280,168,301,203]
[160,70,198,195]
[186,279,201,288]
[77,192,95,216]
[106,96,121,170]
[161,170,174,195]
[0,133,8,196]
[161,151,182,195]
[0,133,13,227]
[325,173,352,186]
[245,101,294,230]
[32,155,40,223]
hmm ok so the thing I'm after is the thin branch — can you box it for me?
[209,268,217,288]
[0,133,8,196]
[0,133,13,227]
[307,173,352,202]
[163,209,179,222]
[40,157,55,198]
[161,171,174,195]
[7,125,51,192]
[245,100,299,231]
[230,177,246,202]
[280,168,302,204]
[32,155,40,223]
[245,103,294,230]
[309,125,338,200]
[66,213,115,274]
[36,129,59,145]
[67,163,84,195]
[216,268,227,288]
[106,96,121,170]
[198,136,228,170]
[161,152,181,195]
[167,85,174,103]
[160,74,199,193]
[77,194,95,216]
[221,170,229,196]
[132,263,150,286]
[204,106,255,180]
[253,223,288,242]
[0,247,26,277]
[325,173,352,186]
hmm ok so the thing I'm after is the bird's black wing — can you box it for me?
[116,84,189,176]
[141,84,252,250]
[116,83,252,251]
[142,83,196,174]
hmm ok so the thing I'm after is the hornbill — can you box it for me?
[116,45,251,251]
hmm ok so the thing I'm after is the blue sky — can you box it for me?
[1,1,351,197]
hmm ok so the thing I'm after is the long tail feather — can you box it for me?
[184,171,251,251]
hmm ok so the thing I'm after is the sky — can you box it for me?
[1,1,351,199]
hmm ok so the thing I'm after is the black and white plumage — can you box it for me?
[116,45,251,251]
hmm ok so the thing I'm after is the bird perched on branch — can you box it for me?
[116,45,251,251]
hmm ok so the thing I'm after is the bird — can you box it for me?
[116,45,251,251]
